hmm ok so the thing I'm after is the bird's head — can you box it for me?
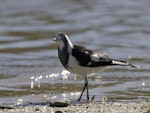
[53,32,73,48]
[53,32,67,41]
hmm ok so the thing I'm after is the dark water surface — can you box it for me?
[0,0,149,104]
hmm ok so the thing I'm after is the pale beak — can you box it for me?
[53,37,56,41]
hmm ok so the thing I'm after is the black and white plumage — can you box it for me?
[53,32,140,101]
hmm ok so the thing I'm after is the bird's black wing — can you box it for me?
[72,45,113,67]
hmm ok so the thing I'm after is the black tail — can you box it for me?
[112,59,140,68]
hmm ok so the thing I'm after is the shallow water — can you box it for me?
[0,0,150,104]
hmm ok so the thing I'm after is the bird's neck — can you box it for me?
[58,38,73,52]
[65,37,73,48]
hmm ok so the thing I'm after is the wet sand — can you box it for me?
[0,100,149,113]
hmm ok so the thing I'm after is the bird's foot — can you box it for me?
[86,95,95,103]
[77,95,95,102]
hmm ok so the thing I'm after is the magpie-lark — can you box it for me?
[53,32,140,101]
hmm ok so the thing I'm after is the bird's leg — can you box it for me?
[77,75,89,101]
[77,81,87,101]
[85,75,90,100]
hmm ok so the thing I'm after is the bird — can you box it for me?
[53,32,140,101]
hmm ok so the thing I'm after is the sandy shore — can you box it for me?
[0,100,149,113]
